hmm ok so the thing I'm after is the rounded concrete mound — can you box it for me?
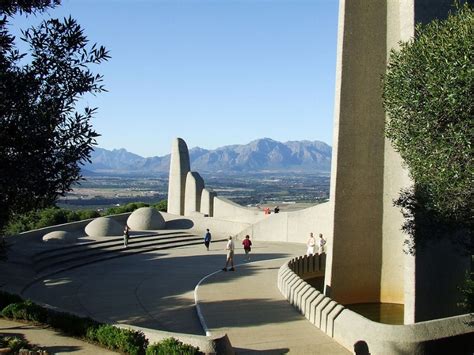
[42,230,75,244]
[85,217,123,237]
[127,207,165,230]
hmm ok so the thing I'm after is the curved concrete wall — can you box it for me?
[279,256,474,355]
[235,202,331,244]
[184,171,205,216]
[161,211,251,241]
[213,197,264,224]
[12,213,131,244]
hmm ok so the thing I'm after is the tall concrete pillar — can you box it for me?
[201,188,216,217]
[325,0,465,323]
[184,171,205,216]
[167,138,191,215]
[325,0,388,305]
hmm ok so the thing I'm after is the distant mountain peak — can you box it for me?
[83,138,332,175]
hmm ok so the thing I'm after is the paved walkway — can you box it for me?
[0,319,116,354]
[1,235,350,354]
[197,257,349,354]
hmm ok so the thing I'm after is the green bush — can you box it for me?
[146,338,202,355]
[2,300,48,323]
[0,290,23,311]
[382,2,473,231]
[47,310,99,337]
[152,200,167,212]
[104,202,150,216]
[0,336,30,353]
[87,324,148,355]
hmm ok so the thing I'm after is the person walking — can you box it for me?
[306,232,316,256]
[222,236,235,271]
[242,235,252,261]
[204,228,212,251]
[123,225,130,248]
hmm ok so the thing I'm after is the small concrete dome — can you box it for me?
[127,207,165,230]
[85,217,123,237]
[42,230,74,244]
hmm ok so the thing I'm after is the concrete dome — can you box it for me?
[85,217,123,237]
[127,207,165,230]
[42,230,75,244]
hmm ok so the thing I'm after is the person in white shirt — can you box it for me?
[306,232,316,256]
[318,233,327,255]
[222,236,235,271]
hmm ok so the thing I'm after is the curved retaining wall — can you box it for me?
[278,255,474,355]
[236,202,331,244]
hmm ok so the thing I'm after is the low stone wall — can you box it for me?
[278,255,474,355]
[235,202,331,244]
[213,197,264,224]
[10,213,131,244]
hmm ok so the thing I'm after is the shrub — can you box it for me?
[0,290,23,310]
[2,301,48,323]
[76,209,100,220]
[146,338,202,355]
[87,324,148,355]
[47,310,99,337]
[152,200,167,212]
[104,202,150,216]
[382,2,473,232]
[0,336,30,353]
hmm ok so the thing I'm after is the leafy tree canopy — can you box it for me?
[382,3,473,243]
[0,0,110,233]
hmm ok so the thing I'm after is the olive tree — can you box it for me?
[382,3,473,249]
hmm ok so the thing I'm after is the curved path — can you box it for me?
[196,257,349,354]
[3,236,349,354]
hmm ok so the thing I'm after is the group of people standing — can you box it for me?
[306,232,326,256]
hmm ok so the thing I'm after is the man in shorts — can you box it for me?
[223,236,235,271]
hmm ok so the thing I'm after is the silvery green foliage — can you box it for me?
[382,3,473,243]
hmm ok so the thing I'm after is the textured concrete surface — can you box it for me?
[84,217,123,238]
[167,137,191,215]
[184,171,205,216]
[127,207,165,230]
[1,237,349,354]
[197,256,350,354]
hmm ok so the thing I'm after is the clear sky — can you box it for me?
[11,0,339,157]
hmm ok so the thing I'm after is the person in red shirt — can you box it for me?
[242,235,252,261]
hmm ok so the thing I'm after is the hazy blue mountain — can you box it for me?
[83,138,331,175]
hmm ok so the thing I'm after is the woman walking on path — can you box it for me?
[242,235,252,261]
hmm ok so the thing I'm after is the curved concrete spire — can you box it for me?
[184,171,205,216]
[167,138,191,215]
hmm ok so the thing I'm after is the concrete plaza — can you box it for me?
[2,233,349,354]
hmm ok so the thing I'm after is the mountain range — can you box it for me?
[82,138,332,175]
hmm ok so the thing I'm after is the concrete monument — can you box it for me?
[167,138,191,215]
[184,171,205,216]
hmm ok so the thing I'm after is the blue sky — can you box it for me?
[11,0,339,157]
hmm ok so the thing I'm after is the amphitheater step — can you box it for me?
[33,232,226,277]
